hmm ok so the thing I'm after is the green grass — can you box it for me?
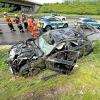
[0,41,100,100]
[38,1,100,15]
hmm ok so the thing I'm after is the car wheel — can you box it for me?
[0,32,3,34]
[62,18,66,20]
[45,26,52,31]
[19,64,30,77]
[97,26,100,29]
[84,41,93,56]
[63,23,68,28]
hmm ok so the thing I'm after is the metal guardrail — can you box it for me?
[0,13,100,19]
[0,13,100,23]
[0,13,15,17]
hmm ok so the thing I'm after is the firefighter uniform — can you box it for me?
[33,22,39,39]
[28,15,39,39]
[21,13,28,30]
[4,12,15,32]
[27,15,34,33]
[0,26,2,34]
[38,22,43,36]
[13,14,24,33]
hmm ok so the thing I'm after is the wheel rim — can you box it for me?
[64,24,68,28]
[62,18,65,20]
[46,26,51,31]
[21,69,29,76]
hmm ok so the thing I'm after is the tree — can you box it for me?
[0,0,3,2]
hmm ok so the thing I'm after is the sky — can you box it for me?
[29,0,96,4]
[30,0,63,4]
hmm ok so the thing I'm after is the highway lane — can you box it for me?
[0,19,100,45]
[0,23,32,44]
[0,19,75,45]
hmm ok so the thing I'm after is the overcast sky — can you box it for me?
[30,0,63,4]
[29,0,96,4]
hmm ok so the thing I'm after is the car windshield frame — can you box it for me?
[42,31,55,45]
[38,33,56,55]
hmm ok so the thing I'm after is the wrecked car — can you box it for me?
[7,27,93,76]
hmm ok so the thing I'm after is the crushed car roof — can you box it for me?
[42,27,83,42]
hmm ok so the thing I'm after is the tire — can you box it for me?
[70,46,84,58]
[84,41,93,56]
[45,26,52,31]
[0,32,3,34]
[62,18,66,21]
[63,23,68,28]
[19,64,30,77]
[97,26,100,29]
[64,65,74,74]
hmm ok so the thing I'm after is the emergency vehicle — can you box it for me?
[39,16,68,31]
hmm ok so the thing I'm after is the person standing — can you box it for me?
[0,26,2,34]
[38,21,43,36]
[13,14,24,33]
[3,12,16,32]
[21,13,28,31]
[27,15,34,34]
[27,15,39,39]
[32,20,39,39]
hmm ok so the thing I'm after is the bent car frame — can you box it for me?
[7,27,93,76]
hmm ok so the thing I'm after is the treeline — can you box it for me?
[0,3,19,13]
[38,1,100,15]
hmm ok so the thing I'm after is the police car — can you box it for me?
[51,13,67,21]
[77,17,100,28]
[40,16,68,31]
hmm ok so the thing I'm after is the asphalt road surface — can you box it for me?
[0,23,32,44]
[0,19,100,45]
[0,19,75,45]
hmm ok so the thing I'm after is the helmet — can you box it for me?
[4,12,7,15]
[22,13,24,15]
[15,14,18,17]
[29,14,33,17]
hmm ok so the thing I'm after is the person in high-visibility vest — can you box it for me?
[13,14,24,33]
[0,26,2,34]
[38,21,43,36]
[27,15,34,33]
[3,12,16,32]
[21,13,28,31]
[32,20,39,39]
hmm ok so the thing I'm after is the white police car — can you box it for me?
[40,16,68,31]
[51,13,67,21]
